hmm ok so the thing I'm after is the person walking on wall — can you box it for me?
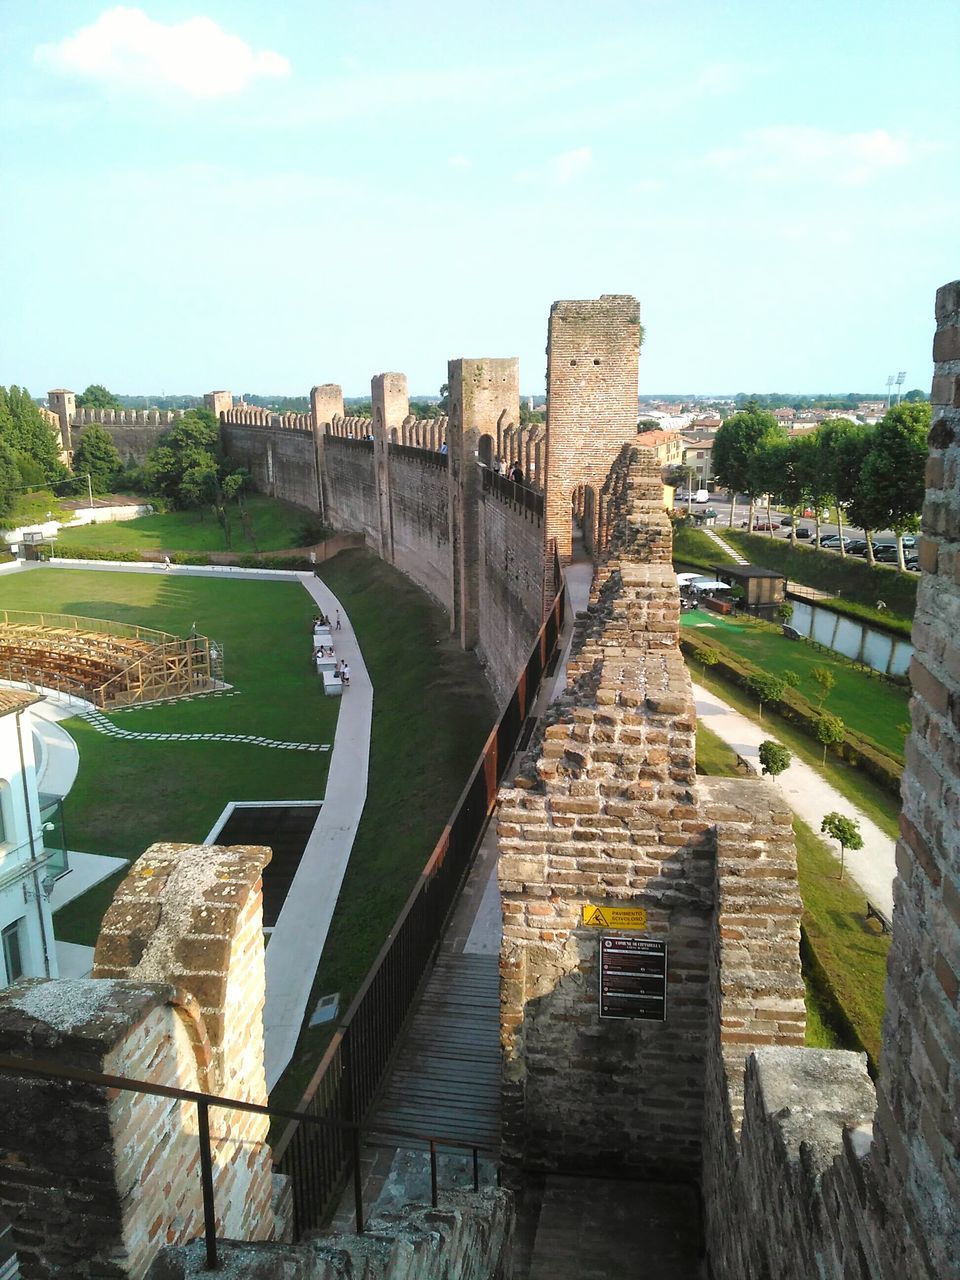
[335,609,341,631]
[340,660,350,687]
[163,555,171,571]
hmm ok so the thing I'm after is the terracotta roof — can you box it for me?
[0,690,42,718]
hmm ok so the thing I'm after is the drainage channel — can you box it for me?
[205,801,322,928]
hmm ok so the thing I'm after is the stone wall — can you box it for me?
[477,485,544,706]
[498,447,716,1180]
[542,295,642,566]
[701,280,960,1280]
[221,420,321,513]
[147,1188,513,1279]
[388,447,454,617]
[322,435,380,547]
[0,843,278,1279]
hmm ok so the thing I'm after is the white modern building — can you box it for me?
[0,691,65,988]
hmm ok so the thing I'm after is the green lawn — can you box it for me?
[0,568,338,941]
[270,550,497,1113]
[672,521,737,573]
[694,721,885,1057]
[683,609,909,760]
[56,495,314,554]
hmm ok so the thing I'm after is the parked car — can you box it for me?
[741,520,778,531]
[818,535,847,549]
[845,539,869,556]
[795,527,812,539]
[873,544,900,563]
[780,515,795,527]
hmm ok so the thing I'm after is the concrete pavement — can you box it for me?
[692,681,895,916]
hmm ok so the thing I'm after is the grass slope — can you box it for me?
[0,568,337,941]
[268,550,498,1111]
[672,522,737,573]
[682,609,909,759]
[57,495,312,554]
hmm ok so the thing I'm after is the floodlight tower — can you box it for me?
[886,374,895,408]
[895,371,906,405]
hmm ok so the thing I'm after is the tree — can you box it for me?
[762,436,806,544]
[0,386,65,483]
[747,673,785,719]
[758,740,791,778]
[821,419,865,556]
[820,811,863,881]
[860,403,930,571]
[712,405,785,528]
[835,424,881,564]
[810,665,836,709]
[76,384,122,411]
[699,646,721,676]
[0,439,22,523]
[72,425,122,495]
[902,389,927,403]
[814,713,845,763]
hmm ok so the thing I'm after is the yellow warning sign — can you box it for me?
[582,904,647,930]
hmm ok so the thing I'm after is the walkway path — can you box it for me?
[77,705,331,753]
[8,560,372,1088]
[692,680,896,916]
[702,526,747,564]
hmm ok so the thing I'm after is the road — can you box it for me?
[677,494,913,553]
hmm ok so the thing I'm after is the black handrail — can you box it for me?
[0,1054,497,1272]
[273,585,566,1233]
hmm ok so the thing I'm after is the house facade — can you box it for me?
[0,692,63,989]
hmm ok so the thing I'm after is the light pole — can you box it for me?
[885,375,895,408]
[86,472,94,515]
[895,371,906,405]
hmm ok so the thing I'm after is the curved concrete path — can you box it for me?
[692,681,896,916]
[8,560,372,1087]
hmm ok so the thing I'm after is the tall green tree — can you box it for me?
[820,419,863,556]
[860,403,930,570]
[72,425,122,495]
[712,405,785,528]
[0,440,23,523]
[0,387,65,483]
[76,384,122,411]
[759,436,805,542]
[820,811,864,882]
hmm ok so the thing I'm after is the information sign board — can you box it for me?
[599,935,667,1021]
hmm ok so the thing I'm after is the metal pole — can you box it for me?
[352,1126,365,1234]
[87,473,94,515]
[196,1100,219,1270]
[472,1146,480,1192]
[430,1138,438,1208]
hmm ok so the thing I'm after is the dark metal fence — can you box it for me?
[273,584,566,1234]
[480,466,544,520]
[0,1055,495,1273]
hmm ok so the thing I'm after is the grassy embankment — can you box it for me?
[695,724,889,1061]
[672,522,737,573]
[56,494,313,555]
[682,608,909,761]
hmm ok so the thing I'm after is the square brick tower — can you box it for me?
[542,296,642,570]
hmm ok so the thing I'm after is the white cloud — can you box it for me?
[35,7,290,99]
[516,146,593,186]
[705,126,929,186]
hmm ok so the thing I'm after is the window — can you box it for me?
[2,919,24,983]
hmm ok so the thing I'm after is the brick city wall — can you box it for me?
[701,280,960,1280]
[321,435,380,545]
[71,419,169,467]
[388,448,454,617]
[542,295,642,568]
[0,843,278,1279]
[221,421,321,514]
[477,488,544,706]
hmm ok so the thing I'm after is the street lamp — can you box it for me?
[895,371,906,405]
[885,375,895,408]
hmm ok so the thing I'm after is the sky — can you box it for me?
[1,0,957,398]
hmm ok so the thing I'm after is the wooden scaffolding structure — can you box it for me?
[0,610,219,709]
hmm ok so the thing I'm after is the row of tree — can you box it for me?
[705,401,930,571]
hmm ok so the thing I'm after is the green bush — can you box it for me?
[681,628,902,797]
[724,530,917,623]
[54,545,140,562]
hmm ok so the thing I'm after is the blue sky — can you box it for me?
[1,1,957,397]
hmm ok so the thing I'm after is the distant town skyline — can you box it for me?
[2,2,956,397]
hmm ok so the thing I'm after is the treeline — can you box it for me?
[730,391,927,411]
[0,387,68,518]
[705,401,930,571]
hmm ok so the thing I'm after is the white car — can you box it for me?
[693,490,710,504]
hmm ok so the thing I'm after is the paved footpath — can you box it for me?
[692,681,895,916]
[8,559,372,1088]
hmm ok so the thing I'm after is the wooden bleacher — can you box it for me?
[0,610,217,709]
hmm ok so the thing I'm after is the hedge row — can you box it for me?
[723,530,918,621]
[52,545,319,572]
[682,628,903,798]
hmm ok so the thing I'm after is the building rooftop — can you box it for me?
[714,563,786,581]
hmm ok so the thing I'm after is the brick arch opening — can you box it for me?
[478,433,495,467]
[572,484,599,555]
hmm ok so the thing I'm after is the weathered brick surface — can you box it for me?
[222,420,321,513]
[543,295,642,570]
[704,281,960,1280]
[0,843,278,1279]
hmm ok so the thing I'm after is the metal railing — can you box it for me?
[273,584,567,1233]
[480,466,544,520]
[0,1054,496,1273]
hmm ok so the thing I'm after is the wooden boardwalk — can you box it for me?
[365,949,501,1151]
